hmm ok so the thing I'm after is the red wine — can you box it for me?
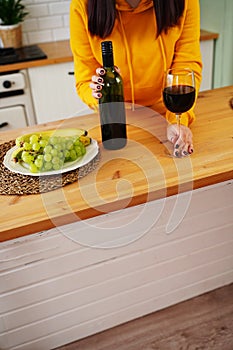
[99,41,127,150]
[163,85,195,113]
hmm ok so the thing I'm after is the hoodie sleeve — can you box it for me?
[165,0,202,127]
[70,0,98,109]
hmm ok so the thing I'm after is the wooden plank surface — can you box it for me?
[54,283,233,350]
[0,86,233,241]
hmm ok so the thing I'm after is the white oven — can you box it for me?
[0,69,36,131]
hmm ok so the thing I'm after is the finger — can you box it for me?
[173,139,185,157]
[170,135,179,145]
[90,82,102,92]
[96,68,106,76]
[114,66,121,74]
[181,144,190,157]
[184,132,194,154]
[167,124,178,143]
[92,75,104,85]
[188,144,194,154]
[92,91,102,99]
[177,138,193,157]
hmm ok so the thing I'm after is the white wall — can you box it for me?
[22,0,70,45]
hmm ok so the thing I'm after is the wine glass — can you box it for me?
[163,68,196,138]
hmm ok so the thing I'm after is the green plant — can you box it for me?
[0,0,28,25]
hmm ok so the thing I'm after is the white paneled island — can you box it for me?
[0,86,232,349]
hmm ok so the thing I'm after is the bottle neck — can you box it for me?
[102,53,114,68]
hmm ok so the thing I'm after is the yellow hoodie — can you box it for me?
[70,0,202,126]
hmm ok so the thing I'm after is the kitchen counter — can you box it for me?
[0,30,219,73]
[0,86,232,242]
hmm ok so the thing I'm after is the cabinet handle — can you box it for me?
[0,122,8,128]
[68,71,74,75]
[229,98,233,110]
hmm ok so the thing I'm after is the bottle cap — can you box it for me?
[101,41,113,55]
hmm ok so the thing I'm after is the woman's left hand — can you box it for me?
[167,124,194,157]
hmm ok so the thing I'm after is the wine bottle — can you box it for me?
[99,41,127,150]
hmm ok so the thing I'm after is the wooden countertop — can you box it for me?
[0,29,219,73]
[0,86,232,242]
[0,40,72,73]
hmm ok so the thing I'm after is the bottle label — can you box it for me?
[99,101,127,150]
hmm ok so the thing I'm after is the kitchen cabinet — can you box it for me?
[200,0,233,88]
[28,62,93,124]
[0,70,36,129]
[200,40,214,91]
[0,181,232,350]
[0,105,27,131]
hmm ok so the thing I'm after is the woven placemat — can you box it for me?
[0,140,100,195]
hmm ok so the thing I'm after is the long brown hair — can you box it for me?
[88,0,185,38]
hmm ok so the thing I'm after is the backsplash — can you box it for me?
[22,0,70,45]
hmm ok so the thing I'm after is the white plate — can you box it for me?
[3,139,99,176]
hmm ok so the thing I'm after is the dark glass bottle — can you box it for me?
[99,41,127,150]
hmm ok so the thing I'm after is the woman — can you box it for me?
[70,0,202,156]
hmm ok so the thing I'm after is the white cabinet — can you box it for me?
[200,40,215,91]
[0,105,27,130]
[0,181,233,350]
[28,62,93,124]
[200,0,233,88]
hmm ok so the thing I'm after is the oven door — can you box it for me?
[0,105,27,131]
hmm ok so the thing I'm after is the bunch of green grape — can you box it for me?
[13,133,87,173]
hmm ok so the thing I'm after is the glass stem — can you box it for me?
[176,113,181,138]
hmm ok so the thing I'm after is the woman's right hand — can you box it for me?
[90,66,120,99]
[90,67,106,99]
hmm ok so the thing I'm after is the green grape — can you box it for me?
[29,163,38,173]
[81,145,86,155]
[64,150,70,160]
[70,149,77,161]
[34,158,43,169]
[51,148,58,156]
[29,134,39,144]
[75,142,86,156]
[37,155,44,161]
[39,139,48,148]
[16,132,89,173]
[21,150,29,159]
[32,142,41,151]
[54,143,62,151]
[44,145,53,154]
[24,142,32,151]
[66,140,74,150]
[52,163,61,170]
[58,151,64,159]
[22,151,34,164]
[52,156,60,165]
[49,136,58,145]
[16,139,21,147]
[75,145,81,156]
[44,162,53,170]
[44,154,52,162]
[60,141,66,150]
[74,138,82,146]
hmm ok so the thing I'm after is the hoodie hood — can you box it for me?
[116,0,153,13]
